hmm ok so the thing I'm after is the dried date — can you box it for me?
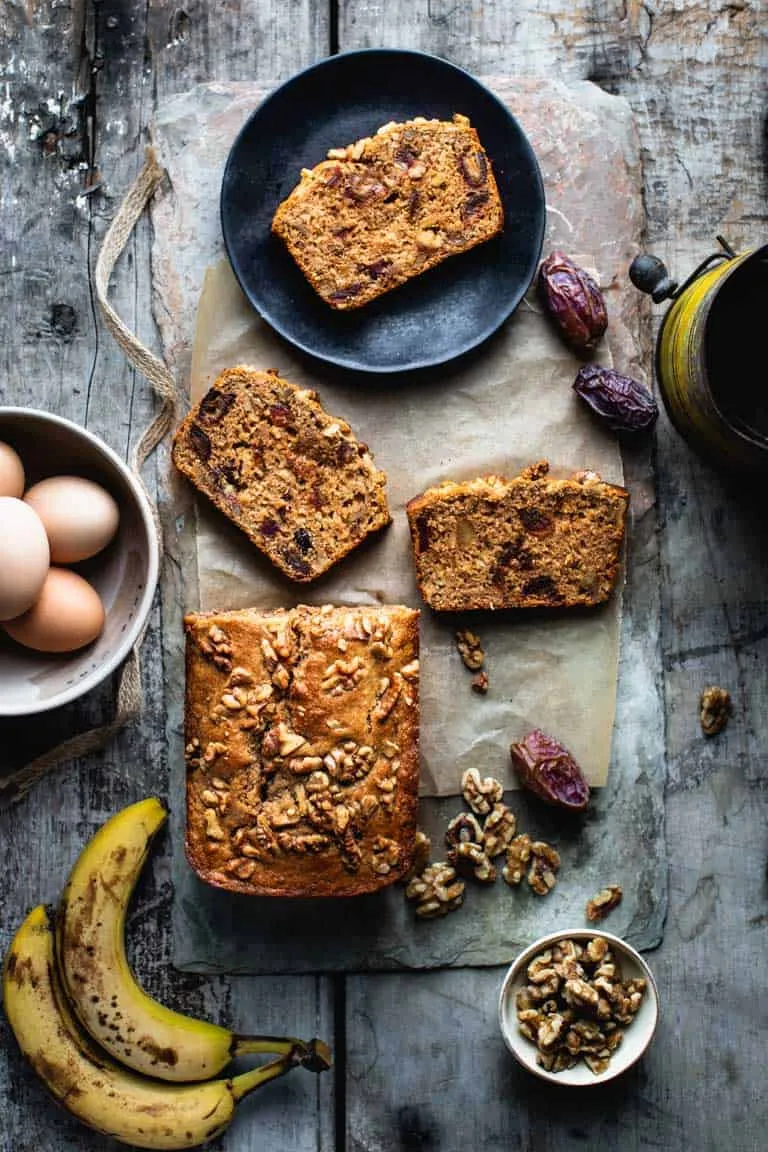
[362,258,393,281]
[407,189,421,220]
[510,729,590,812]
[538,252,608,352]
[573,365,659,433]
[294,527,313,554]
[460,151,488,187]
[461,191,490,221]
[189,424,212,462]
[198,388,236,424]
[329,284,363,304]
[415,514,431,552]
[282,549,312,578]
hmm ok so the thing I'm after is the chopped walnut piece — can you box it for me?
[371,835,402,875]
[515,936,648,1076]
[460,767,503,816]
[402,829,432,881]
[204,808,225,841]
[482,802,517,858]
[373,673,403,722]
[586,885,624,923]
[198,624,233,673]
[502,833,532,886]
[563,977,600,1012]
[452,841,497,883]
[455,629,484,671]
[528,840,561,896]
[445,811,485,857]
[471,671,489,694]
[405,861,465,918]
[699,685,732,736]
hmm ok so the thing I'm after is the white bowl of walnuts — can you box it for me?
[498,929,659,1086]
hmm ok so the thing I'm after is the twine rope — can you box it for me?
[1,148,176,808]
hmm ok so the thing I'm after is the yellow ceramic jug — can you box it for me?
[630,237,768,474]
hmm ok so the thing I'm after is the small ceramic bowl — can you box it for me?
[498,928,659,1086]
[0,408,160,717]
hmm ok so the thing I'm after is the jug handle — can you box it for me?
[630,235,737,303]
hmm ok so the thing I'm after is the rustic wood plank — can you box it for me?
[0,3,334,1150]
[340,4,768,1151]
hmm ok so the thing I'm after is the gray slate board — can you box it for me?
[149,79,667,973]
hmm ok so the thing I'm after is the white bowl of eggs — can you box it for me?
[0,409,160,716]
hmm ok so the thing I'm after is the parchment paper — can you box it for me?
[189,259,622,795]
[152,78,668,968]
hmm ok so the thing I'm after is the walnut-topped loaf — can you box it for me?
[172,367,390,582]
[185,604,420,897]
[272,114,504,309]
[406,462,629,612]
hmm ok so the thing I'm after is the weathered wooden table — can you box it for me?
[1,3,766,1151]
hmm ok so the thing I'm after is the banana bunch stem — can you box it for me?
[229,1052,301,1103]
[229,1038,331,1103]
[233,1035,334,1070]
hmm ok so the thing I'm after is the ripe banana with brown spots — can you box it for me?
[56,796,324,1080]
[3,905,331,1151]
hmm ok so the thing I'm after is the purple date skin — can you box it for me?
[510,728,590,812]
[538,251,608,352]
[573,364,659,432]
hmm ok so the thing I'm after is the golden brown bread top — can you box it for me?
[406,461,629,612]
[184,604,420,897]
[172,367,390,583]
[272,114,504,309]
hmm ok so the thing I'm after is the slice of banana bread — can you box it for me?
[172,367,390,582]
[406,462,628,611]
[272,114,504,310]
[184,603,420,897]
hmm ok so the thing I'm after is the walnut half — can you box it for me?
[699,685,732,736]
[461,767,503,816]
[405,862,465,918]
[586,885,623,923]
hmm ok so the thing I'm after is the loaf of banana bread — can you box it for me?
[172,367,390,582]
[406,462,628,611]
[272,114,504,309]
[184,604,420,897]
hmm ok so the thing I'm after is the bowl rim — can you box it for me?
[497,927,660,1087]
[0,407,161,717]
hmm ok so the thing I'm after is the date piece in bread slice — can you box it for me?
[172,366,390,582]
[272,114,504,310]
[406,462,628,611]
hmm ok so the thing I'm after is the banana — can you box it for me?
[56,796,317,1081]
[3,905,332,1150]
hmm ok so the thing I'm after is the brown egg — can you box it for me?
[24,475,120,563]
[0,441,25,498]
[0,497,50,621]
[3,567,105,653]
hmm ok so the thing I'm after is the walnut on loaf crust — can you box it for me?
[184,604,420,897]
[406,461,629,612]
[171,366,391,582]
[271,114,504,309]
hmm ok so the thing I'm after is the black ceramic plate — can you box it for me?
[220,49,546,374]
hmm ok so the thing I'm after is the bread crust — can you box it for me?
[406,462,629,612]
[184,604,420,897]
[172,366,390,582]
[272,114,504,309]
